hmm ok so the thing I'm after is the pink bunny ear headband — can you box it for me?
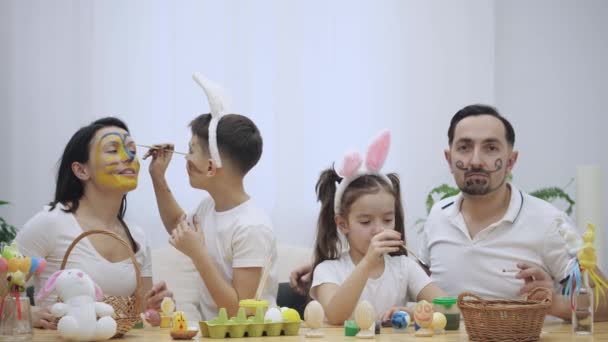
[192,72,234,168]
[334,130,392,214]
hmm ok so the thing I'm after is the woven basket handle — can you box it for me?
[524,287,553,304]
[458,292,487,306]
[60,229,143,309]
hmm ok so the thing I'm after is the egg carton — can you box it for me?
[199,306,301,338]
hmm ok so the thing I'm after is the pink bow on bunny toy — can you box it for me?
[334,130,392,214]
[37,269,117,341]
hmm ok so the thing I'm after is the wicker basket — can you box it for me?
[58,229,143,338]
[457,288,552,342]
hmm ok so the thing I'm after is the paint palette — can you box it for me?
[199,306,302,339]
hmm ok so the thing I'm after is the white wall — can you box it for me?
[0,0,494,253]
[494,0,608,270]
[0,0,604,265]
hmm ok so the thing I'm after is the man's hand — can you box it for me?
[516,262,554,295]
[289,263,312,296]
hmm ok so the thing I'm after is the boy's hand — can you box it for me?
[169,215,205,259]
[143,143,174,179]
[362,229,402,267]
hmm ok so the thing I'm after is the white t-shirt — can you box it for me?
[310,252,431,319]
[189,197,278,320]
[16,204,152,308]
[419,184,578,300]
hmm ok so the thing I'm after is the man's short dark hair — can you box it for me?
[448,104,515,146]
[190,113,263,174]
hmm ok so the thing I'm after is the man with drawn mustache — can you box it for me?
[418,104,608,321]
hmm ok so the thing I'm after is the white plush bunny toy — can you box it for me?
[36,268,117,341]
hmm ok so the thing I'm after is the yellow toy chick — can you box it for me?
[172,311,188,332]
[577,223,608,310]
[169,311,198,340]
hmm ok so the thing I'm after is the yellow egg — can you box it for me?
[18,258,31,273]
[432,312,447,330]
[7,258,20,273]
[281,308,301,322]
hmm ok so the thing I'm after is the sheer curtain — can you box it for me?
[17,0,600,253]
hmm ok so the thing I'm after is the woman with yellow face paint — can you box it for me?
[15,117,173,329]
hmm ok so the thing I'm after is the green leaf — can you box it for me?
[425,184,460,214]
[0,201,9,206]
[529,187,575,215]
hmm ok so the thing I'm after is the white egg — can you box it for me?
[264,307,283,323]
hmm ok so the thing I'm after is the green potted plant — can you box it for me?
[416,178,575,227]
[0,201,17,244]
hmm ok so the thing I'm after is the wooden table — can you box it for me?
[29,321,608,341]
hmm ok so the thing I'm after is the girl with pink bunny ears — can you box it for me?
[309,130,447,325]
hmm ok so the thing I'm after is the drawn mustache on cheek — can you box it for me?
[455,158,504,176]
[187,160,204,174]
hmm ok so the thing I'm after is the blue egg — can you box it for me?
[391,311,410,330]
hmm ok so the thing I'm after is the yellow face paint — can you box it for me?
[95,132,140,191]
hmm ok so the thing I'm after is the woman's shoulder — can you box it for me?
[22,203,71,231]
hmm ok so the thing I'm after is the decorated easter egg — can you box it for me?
[18,257,31,273]
[145,309,161,326]
[160,296,175,315]
[1,244,20,260]
[7,258,20,273]
[0,258,7,273]
[303,300,324,329]
[10,270,26,287]
[264,307,283,322]
[432,312,447,330]
[35,259,47,274]
[281,308,301,322]
[391,310,410,330]
[354,300,375,330]
[414,300,434,328]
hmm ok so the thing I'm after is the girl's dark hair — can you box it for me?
[312,167,406,274]
[50,117,130,218]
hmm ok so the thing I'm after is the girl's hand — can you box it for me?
[32,305,57,330]
[362,229,402,266]
[169,215,205,259]
[143,143,174,179]
[381,305,413,326]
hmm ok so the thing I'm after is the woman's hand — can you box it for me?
[144,281,174,311]
[32,305,57,330]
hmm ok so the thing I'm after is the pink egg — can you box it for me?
[145,309,161,327]
[35,259,47,274]
[0,258,7,272]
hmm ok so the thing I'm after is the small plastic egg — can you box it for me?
[264,307,283,322]
[281,308,301,322]
[35,259,47,274]
[303,301,324,329]
[432,312,447,330]
[0,258,7,273]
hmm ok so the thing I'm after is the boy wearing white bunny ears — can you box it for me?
[144,74,277,320]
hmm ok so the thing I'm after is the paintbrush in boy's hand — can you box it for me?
[137,144,188,156]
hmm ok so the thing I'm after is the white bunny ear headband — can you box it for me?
[192,72,234,168]
[334,130,392,214]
